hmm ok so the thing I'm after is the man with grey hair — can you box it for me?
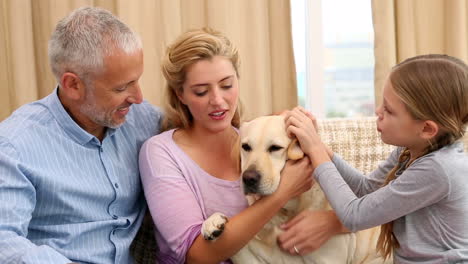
[0,7,162,263]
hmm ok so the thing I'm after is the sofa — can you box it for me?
[130,117,468,264]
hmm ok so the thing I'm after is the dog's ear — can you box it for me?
[287,139,304,160]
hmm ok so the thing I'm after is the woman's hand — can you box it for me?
[284,107,330,167]
[274,158,314,202]
[277,210,348,255]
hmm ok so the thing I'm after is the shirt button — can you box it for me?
[114,183,119,189]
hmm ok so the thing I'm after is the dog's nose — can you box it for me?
[242,169,260,189]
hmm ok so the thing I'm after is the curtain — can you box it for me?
[372,0,468,105]
[0,0,297,121]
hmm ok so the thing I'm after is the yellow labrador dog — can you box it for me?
[201,115,391,264]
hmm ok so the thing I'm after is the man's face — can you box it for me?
[80,49,144,129]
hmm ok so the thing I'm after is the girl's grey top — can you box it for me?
[314,142,468,263]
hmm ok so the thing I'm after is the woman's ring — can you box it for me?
[293,245,300,254]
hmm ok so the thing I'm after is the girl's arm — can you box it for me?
[313,159,449,231]
[331,150,399,196]
[285,107,449,232]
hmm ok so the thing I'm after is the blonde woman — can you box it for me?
[139,28,345,263]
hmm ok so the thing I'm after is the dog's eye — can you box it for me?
[268,145,283,152]
[242,143,252,152]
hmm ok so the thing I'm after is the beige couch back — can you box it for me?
[318,117,468,174]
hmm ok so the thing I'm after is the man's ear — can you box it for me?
[420,120,439,140]
[287,139,304,160]
[60,72,86,101]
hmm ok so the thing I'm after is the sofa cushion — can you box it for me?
[318,117,395,173]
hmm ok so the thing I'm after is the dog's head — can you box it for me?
[239,115,304,195]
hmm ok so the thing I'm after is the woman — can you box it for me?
[139,28,343,263]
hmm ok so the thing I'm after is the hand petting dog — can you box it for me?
[278,210,348,256]
[285,107,332,169]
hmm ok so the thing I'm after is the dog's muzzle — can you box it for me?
[242,168,261,194]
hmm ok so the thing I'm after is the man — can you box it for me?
[0,7,162,263]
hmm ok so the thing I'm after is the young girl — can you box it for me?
[139,28,345,264]
[285,54,468,262]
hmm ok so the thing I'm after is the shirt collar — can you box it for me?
[45,87,112,146]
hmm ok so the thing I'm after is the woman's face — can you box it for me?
[178,56,239,134]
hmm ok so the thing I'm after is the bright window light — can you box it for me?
[291,0,375,118]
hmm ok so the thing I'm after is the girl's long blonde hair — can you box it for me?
[376,54,468,258]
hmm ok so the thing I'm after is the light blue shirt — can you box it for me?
[0,88,162,264]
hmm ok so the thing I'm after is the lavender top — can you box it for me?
[139,129,248,264]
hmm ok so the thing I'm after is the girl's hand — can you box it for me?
[284,107,330,167]
[274,158,314,202]
[284,107,321,156]
[277,210,347,255]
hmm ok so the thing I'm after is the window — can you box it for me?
[291,0,375,118]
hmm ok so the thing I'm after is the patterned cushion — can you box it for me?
[130,117,468,263]
[318,117,395,174]
[318,117,468,173]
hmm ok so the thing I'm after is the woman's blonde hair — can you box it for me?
[161,27,241,131]
[377,54,468,258]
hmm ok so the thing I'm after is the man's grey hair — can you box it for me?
[48,6,142,84]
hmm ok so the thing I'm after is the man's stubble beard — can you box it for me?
[79,86,123,129]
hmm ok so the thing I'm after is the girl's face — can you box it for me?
[375,78,426,150]
[178,56,239,134]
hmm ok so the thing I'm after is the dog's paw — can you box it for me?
[202,212,228,241]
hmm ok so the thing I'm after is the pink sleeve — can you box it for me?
[139,137,203,263]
